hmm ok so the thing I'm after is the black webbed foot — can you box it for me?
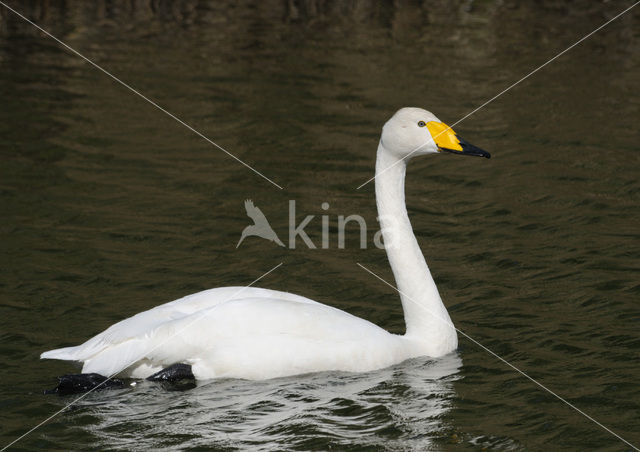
[147,363,196,391]
[45,373,124,395]
[146,363,195,382]
[44,364,195,395]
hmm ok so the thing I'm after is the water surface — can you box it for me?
[0,1,639,450]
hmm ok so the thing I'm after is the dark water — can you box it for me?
[1,1,639,450]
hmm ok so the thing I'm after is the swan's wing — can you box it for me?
[77,297,399,379]
[244,199,269,225]
[41,287,320,363]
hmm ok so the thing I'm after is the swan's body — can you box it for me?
[41,108,489,381]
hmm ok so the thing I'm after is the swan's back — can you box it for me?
[41,288,318,365]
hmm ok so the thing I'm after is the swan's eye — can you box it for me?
[417,121,426,127]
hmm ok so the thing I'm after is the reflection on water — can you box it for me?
[0,0,639,451]
[77,355,463,451]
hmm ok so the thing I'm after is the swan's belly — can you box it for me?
[188,334,407,380]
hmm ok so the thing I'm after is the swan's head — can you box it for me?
[381,107,490,160]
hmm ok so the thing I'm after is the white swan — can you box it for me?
[41,107,490,381]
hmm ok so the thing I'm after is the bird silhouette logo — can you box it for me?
[236,200,285,248]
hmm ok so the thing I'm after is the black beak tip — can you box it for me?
[440,146,491,159]
[455,137,491,159]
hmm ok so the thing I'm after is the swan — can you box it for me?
[41,107,490,385]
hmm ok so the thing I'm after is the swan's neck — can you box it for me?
[375,143,457,354]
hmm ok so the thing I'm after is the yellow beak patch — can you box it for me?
[426,121,463,152]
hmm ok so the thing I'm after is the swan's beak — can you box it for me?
[427,121,491,159]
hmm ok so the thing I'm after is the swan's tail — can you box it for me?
[41,346,82,361]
